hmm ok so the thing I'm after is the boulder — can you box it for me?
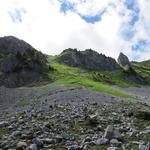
[96,138,109,145]
[104,125,122,140]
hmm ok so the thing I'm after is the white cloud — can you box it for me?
[0,0,150,61]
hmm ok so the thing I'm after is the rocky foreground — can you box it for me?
[0,86,150,150]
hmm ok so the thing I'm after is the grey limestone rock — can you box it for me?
[117,52,131,71]
[57,48,120,71]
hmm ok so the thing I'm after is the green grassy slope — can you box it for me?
[44,55,135,98]
[132,60,150,78]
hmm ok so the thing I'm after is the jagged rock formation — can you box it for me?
[117,52,132,71]
[117,53,150,85]
[57,48,120,71]
[0,36,49,87]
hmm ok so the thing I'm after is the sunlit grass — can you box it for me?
[43,56,135,98]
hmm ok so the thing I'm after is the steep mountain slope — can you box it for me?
[0,36,49,87]
[57,48,120,71]
[55,49,150,86]
[0,36,149,93]
[132,60,150,78]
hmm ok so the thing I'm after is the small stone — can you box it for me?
[110,139,122,146]
[11,131,22,137]
[32,138,44,149]
[55,135,63,143]
[145,126,150,130]
[107,147,120,150]
[21,131,34,139]
[141,129,150,135]
[139,143,150,150]
[0,121,9,128]
[42,138,55,144]
[62,133,74,140]
[16,141,27,150]
[83,144,91,150]
[96,138,109,145]
[83,137,92,143]
[0,140,8,148]
[68,145,81,150]
[83,141,96,146]
[122,143,131,150]
[85,114,99,126]
[28,144,38,150]
[129,128,139,137]
[42,126,50,132]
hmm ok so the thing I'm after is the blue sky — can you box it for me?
[60,0,105,24]
[8,7,26,23]
[0,0,150,61]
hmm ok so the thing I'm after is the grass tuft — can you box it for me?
[16,97,29,107]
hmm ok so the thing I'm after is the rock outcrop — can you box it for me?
[57,48,120,71]
[0,36,49,87]
[117,52,132,71]
[117,53,150,84]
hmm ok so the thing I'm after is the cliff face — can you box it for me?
[57,48,120,71]
[117,52,132,71]
[0,36,49,87]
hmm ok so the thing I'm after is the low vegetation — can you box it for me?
[16,97,29,107]
[132,61,150,78]
[0,128,11,138]
[45,56,134,98]
[90,70,137,87]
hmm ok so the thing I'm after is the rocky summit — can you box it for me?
[57,48,120,71]
[117,53,132,71]
[0,36,49,87]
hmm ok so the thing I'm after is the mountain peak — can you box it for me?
[0,36,49,87]
[118,52,131,71]
[57,48,120,71]
[0,36,33,55]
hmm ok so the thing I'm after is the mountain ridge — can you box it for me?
[0,36,49,87]
[55,48,150,86]
[0,36,150,88]
[0,36,150,150]
[57,48,120,71]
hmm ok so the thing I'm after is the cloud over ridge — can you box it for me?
[0,0,150,61]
